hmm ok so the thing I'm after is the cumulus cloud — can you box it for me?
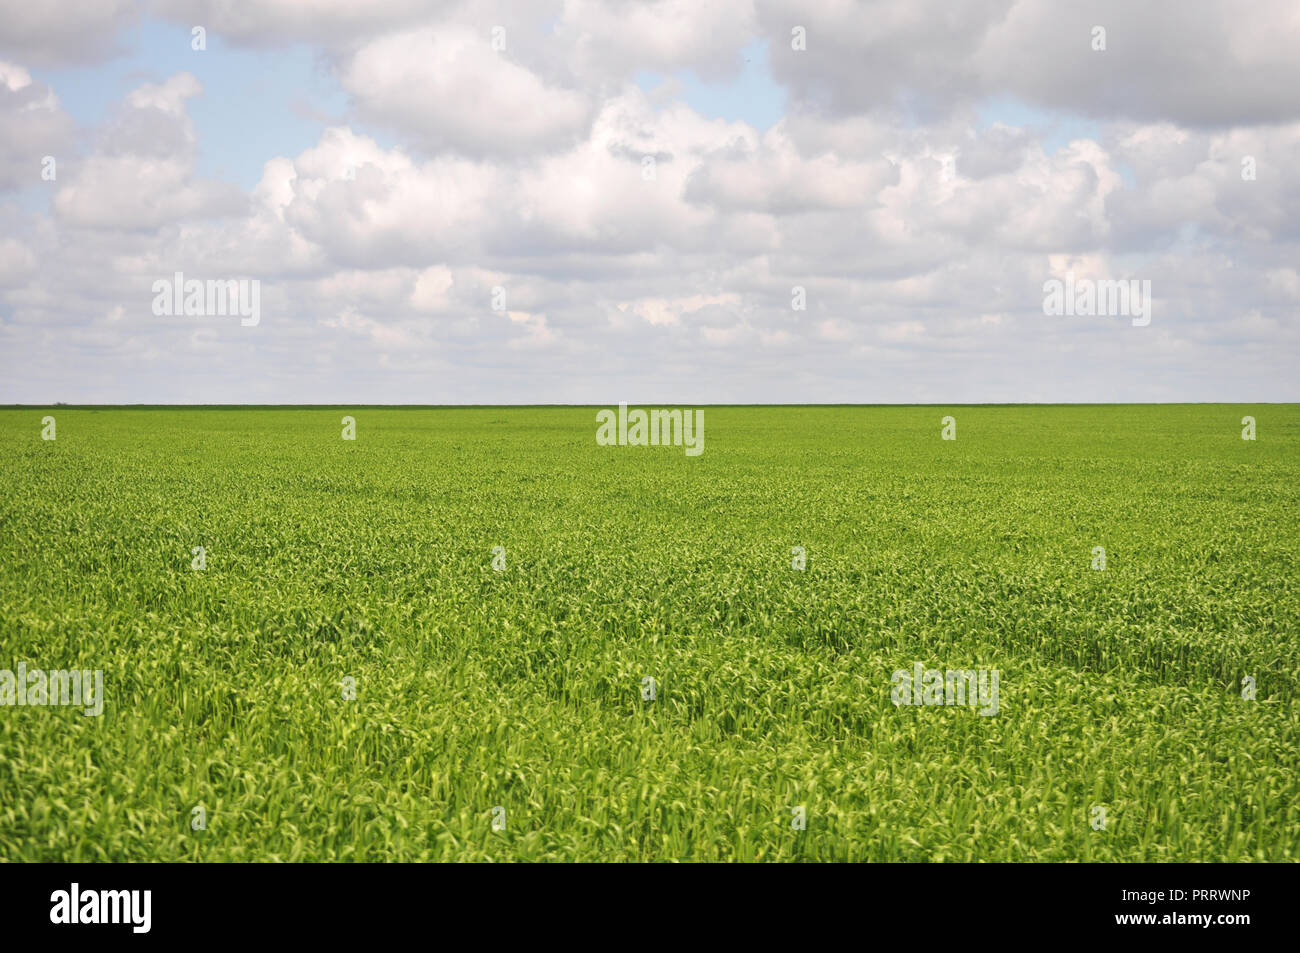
[149,0,453,48]
[0,0,139,66]
[51,73,245,229]
[0,1,1297,403]
[553,0,756,82]
[760,0,1300,127]
[0,62,74,190]
[340,25,593,157]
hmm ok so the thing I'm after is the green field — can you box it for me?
[1,405,1297,861]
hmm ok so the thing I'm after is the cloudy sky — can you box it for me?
[1,0,1297,404]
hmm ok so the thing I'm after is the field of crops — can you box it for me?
[0,405,1296,861]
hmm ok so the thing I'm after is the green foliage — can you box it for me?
[0,405,1296,861]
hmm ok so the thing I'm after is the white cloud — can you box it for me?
[0,61,74,190]
[340,25,592,157]
[554,0,756,82]
[51,73,244,229]
[0,0,138,66]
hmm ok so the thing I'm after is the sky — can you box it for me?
[1,0,1298,404]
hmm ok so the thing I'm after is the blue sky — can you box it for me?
[637,39,786,132]
[32,20,349,191]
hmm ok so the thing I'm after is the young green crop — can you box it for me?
[0,405,1296,861]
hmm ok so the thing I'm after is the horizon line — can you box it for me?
[2,402,1293,409]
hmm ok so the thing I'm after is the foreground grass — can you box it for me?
[0,405,1296,861]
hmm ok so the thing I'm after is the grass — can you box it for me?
[0,405,1296,861]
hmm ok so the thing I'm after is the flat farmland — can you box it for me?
[0,405,1296,861]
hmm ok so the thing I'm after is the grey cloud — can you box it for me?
[758,0,1300,128]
